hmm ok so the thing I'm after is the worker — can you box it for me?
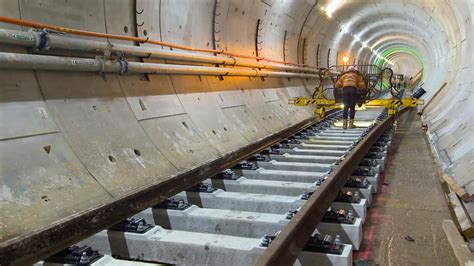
[395,77,401,90]
[335,66,366,129]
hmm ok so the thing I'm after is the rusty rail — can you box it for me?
[0,116,322,265]
[254,108,409,266]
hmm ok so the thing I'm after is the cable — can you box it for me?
[311,68,335,100]
[0,15,318,69]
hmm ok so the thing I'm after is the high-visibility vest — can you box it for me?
[335,71,366,90]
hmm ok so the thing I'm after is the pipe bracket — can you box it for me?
[229,56,237,66]
[118,59,129,75]
[95,56,106,80]
[37,31,49,50]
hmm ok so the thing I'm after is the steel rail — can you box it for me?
[0,115,323,265]
[254,108,409,266]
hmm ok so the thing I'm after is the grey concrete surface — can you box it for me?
[39,255,160,266]
[269,154,340,164]
[355,111,458,265]
[236,168,327,182]
[79,226,352,266]
[174,190,368,222]
[134,206,363,249]
[208,176,373,204]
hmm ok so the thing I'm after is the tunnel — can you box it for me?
[0,0,473,265]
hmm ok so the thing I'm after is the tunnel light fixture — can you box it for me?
[324,0,343,18]
[341,24,350,34]
[353,34,361,42]
[362,42,368,48]
[342,56,350,63]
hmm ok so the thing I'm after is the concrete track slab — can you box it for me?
[135,206,362,249]
[255,160,332,172]
[269,154,340,164]
[237,168,326,182]
[174,190,368,221]
[208,177,372,202]
[80,227,352,266]
[279,148,346,157]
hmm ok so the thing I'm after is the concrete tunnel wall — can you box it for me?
[0,0,473,243]
[298,0,474,205]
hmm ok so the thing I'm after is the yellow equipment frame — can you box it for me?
[288,96,424,117]
[290,66,424,117]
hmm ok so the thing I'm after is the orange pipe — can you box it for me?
[0,16,313,68]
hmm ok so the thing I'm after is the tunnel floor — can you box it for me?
[355,110,457,265]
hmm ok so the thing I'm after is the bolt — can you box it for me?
[206,183,214,192]
[136,220,145,231]
[363,178,370,187]
[334,235,343,249]
[347,210,354,221]
[178,199,186,209]
[260,235,271,247]
[354,192,361,202]
[79,252,89,264]
[323,234,333,244]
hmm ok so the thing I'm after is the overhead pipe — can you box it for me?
[0,16,319,70]
[0,52,319,79]
[0,29,318,74]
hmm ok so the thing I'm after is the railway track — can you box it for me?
[34,108,396,266]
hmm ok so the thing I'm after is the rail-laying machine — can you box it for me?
[288,65,425,116]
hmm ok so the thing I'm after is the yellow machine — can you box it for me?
[289,96,423,116]
[288,66,425,117]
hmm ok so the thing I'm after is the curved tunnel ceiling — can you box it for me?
[303,0,473,207]
[304,0,459,91]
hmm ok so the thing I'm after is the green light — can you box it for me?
[371,46,425,91]
[374,46,425,83]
